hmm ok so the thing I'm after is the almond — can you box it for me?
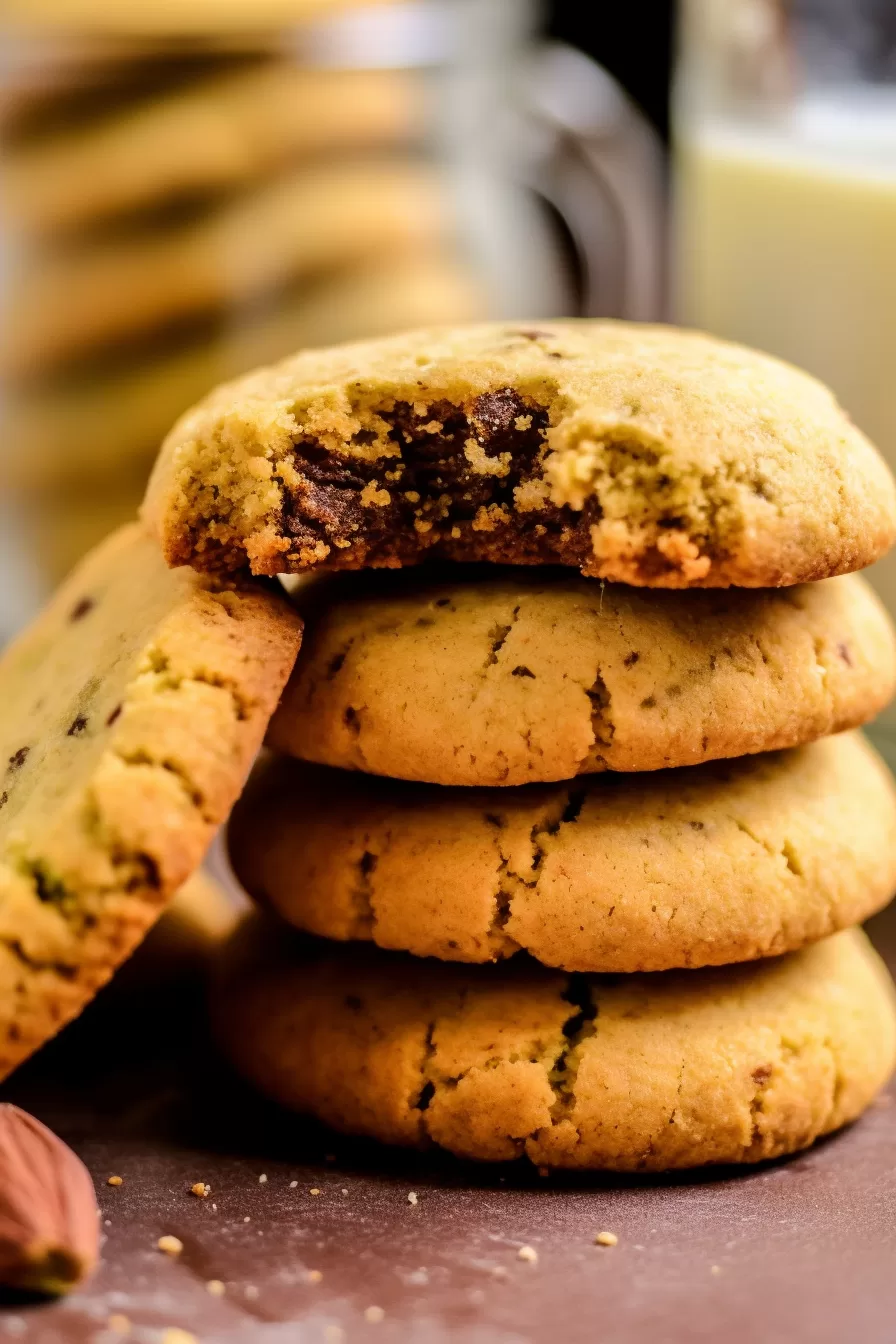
[0,1103,99,1295]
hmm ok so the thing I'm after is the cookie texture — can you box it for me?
[229,733,896,972]
[214,921,896,1170]
[269,568,896,784]
[143,321,896,587]
[0,523,302,1081]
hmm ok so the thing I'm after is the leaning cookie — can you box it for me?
[143,321,896,588]
[0,522,302,1081]
[269,568,896,784]
[229,733,896,973]
[214,919,896,1171]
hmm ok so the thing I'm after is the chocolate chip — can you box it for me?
[0,791,7,810]
[106,705,122,726]
[511,666,536,679]
[837,642,853,666]
[623,652,640,667]
[8,747,29,770]
[69,596,94,622]
[67,716,88,736]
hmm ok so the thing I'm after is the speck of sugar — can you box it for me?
[258,1174,268,1184]
[104,1219,112,1228]
[341,1188,348,1196]
[517,1246,538,1264]
[289,1181,298,1189]
[407,1191,418,1206]
[243,1217,251,1223]
[206,1280,225,1297]
[595,1231,619,1247]
[364,1306,385,1324]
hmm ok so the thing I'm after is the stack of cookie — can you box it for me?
[154,324,896,1167]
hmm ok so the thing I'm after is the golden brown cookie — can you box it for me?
[229,733,896,973]
[214,919,896,1171]
[269,568,896,784]
[143,321,896,587]
[0,523,302,1081]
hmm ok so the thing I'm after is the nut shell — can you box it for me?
[0,1103,99,1295]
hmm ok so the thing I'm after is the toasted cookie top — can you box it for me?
[215,921,896,1170]
[269,568,896,784]
[229,733,896,973]
[0,522,302,1080]
[144,321,896,587]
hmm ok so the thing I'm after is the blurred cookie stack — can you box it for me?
[0,0,484,593]
[160,319,896,1172]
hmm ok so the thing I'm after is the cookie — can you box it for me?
[5,159,448,378]
[5,254,482,491]
[269,568,896,784]
[142,321,896,587]
[0,522,302,1081]
[229,733,896,972]
[214,920,896,1170]
[6,64,422,238]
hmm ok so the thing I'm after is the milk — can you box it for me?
[675,90,896,658]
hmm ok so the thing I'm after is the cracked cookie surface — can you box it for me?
[214,919,896,1170]
[143,320,896,587]
[0,522,302,1080]
[269,567,896,784]
[229,733,896,972]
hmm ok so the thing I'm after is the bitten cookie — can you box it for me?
[0,522,302,1080]
[229,733,896,973]
[214,920,896,1171]
[269,568,896,784]
[143,321,896,587]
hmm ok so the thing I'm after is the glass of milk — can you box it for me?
[674,0,896,697]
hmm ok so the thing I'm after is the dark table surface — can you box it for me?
[7,744,896,1344]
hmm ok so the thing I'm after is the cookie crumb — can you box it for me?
[191,1182,210,1198]
[243,1216,251,1223]
[595,1231,618,1247]
[107,1315,130,1334]
[289,1180,298,1188]
[407,1191,418,1206]
[364,1306,385,1324]
[104,1219,112,1228]
[245,1286,259,1301]
[310,1188,321,1196]
[307,1270,323,1284]
[161,1331,197,1344]
[537,1167,550,1179]
[258,1174,268,1184]
[517,1246,538,1263]
[157,1235,184,1257]
[107,1175,123,1187]
[211,1204,217,1211]
[711,1264,722,1276]
[206,1280,225,1297]
[341,1188,348,1196]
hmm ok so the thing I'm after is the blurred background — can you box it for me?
[0,0,894,675]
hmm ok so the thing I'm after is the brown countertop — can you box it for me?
[3,909,896,1344]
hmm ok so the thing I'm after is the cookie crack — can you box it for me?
[545,974,598,1126]
[350,848,378,938]
[483,605,521,672]
[527,786,588,882]
[732,818,805,879]
[586,669,614,750]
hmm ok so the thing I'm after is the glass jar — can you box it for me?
[0,0,665,635]
[673,0,896,647]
